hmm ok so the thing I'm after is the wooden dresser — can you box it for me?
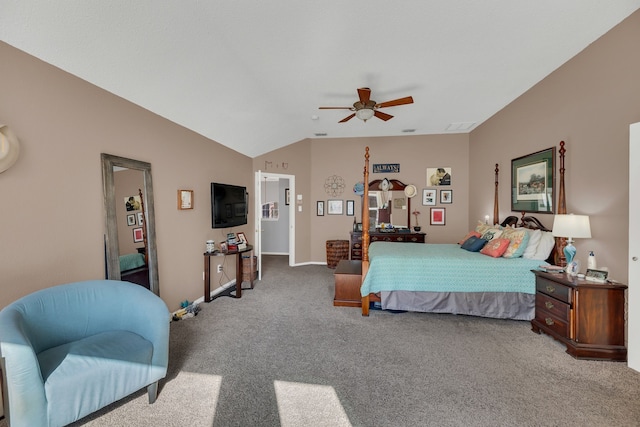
[531,270,627,361]
[349,230,426,260]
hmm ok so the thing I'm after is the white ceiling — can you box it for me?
[1,1,639,158]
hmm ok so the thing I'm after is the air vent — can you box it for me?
[314,133,328,137]
[446,122,476,132]
[402,129,416,133]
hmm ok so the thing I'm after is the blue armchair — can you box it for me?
[0,280,170,427]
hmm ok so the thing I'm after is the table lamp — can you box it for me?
[551,214,592,271]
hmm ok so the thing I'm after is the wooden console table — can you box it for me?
[204,245,254,302]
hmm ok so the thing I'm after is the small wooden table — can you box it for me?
[204,245,254,302]
[334,260,362,307]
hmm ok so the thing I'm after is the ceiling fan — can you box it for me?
[319,87,414,123]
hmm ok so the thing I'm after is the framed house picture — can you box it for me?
[430,208,446,226]
[422,189,436,206]
[511,147,555,213]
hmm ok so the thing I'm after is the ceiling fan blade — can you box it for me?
[375,96,414,109]
[358,87,371,104]
[374,110,394,121]
[319,106,352,110]
[339,113,356,123]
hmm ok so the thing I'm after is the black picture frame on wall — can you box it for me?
[511,147,555,213]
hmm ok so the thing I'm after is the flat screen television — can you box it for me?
[211,182,248,228]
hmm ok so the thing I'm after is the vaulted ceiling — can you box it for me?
[1,2,639,157]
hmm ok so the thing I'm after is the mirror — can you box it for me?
[367,179,411,229]
[101,154,159,296]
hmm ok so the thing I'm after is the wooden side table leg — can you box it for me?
[204,255,211,303]
[235,252,242,298]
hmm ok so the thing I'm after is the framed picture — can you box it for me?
[126,214,136,226]
[430,208,446,226]
[178,190,193,210]
[440,189,453,204]
[317,201,324,216]
[125,195,141,211]
[285,188,290,205]
[346,200,355,216]
[355,222,363,232]
[133,227,144,243]
[237,232,248,244]
[511,147,555,213]
[328,199,343,215]
[137,212,144,226]
[422,189,436,206]
[426,167,452,186]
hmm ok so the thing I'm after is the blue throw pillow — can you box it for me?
[460,236,488,252]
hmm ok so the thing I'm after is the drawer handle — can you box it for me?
[545,317,555,326]
[545,301,554,310]
[546,285,555,293]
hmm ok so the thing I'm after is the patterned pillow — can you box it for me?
[459,230,482,245]
[460,236,488,252]
[501,227,530,258]
[475,221,493,236]
[480,238,510,258]
[481,228,503,241]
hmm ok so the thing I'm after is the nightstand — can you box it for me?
[531,270,627,361]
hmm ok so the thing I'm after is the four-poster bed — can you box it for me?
[359,142,568,318]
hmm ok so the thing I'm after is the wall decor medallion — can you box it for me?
[324,175,346,197]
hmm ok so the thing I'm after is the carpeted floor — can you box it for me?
[4,255,640,426]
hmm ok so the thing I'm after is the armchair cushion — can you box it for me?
[0,280,169,427]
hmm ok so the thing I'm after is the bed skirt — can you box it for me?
[381,291,535,321]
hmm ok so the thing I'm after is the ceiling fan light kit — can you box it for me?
[319,87,414,123]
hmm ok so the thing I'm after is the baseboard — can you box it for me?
[171,279,236,317]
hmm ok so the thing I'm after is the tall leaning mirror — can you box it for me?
[101,153,159,296]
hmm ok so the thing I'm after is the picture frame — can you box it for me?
[285,188,290,205]
[137,212,144,226]
[327,199,343,215]
[237,232,248,245]
[346,200,355,216]
[440,189,453,204]
[178,189,193,210]
[511,147,555,213]
[317,201,324,216]
[125,195,141,212]
[422,189,436,206]
[126,214,136,226]
[133,227,144,243]
[430,207,446,226]
[426,167,452,186]
[355,222,363,232]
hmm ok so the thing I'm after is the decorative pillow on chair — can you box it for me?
[459,231,481,245]
[460,236,488,252]
[501,227,530,258]
[480,238,510,258]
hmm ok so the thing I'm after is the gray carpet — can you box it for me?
[3,255,640,426]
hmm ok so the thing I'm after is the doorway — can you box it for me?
[255,171,295,280]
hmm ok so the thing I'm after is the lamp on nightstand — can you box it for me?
[551,214,592,274]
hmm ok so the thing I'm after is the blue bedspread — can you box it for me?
[361,242,546,296]
[119,252,146,272]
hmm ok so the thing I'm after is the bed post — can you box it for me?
[554,141,567,266]
[361,147,371,316]
[493,164,499,225]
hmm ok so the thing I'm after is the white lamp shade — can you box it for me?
[356,108,374,121]
[551,214,592,239]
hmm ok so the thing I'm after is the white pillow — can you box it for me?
[531,231,555,260]
[522,229,542,259]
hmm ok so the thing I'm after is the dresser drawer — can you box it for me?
[535,310,570,338]
[351,249,362,259]
[536,292,570,322]
[536,277,571,303]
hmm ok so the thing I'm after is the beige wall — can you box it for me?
[0,42,253,311]
[470,10,640,283]
[255,134,470,263]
